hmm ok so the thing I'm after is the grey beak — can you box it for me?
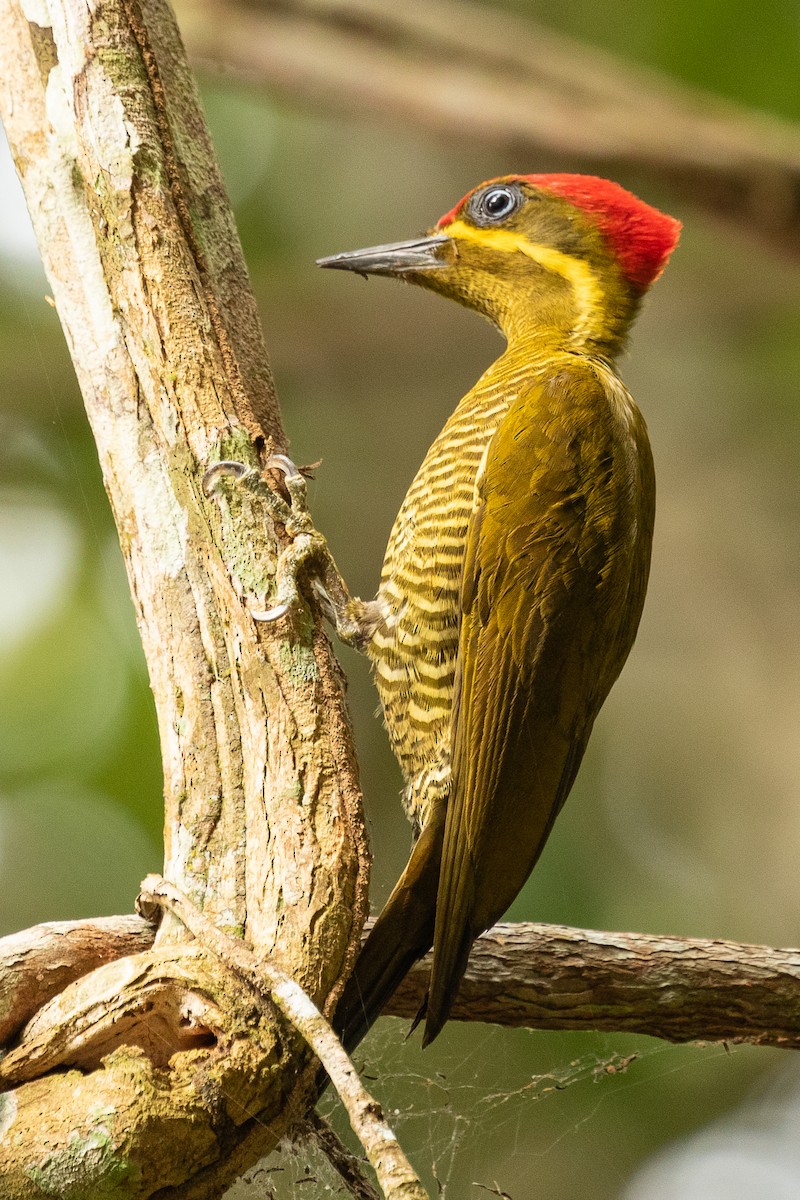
[316,234,450,278]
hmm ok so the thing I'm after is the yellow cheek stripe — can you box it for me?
[442,219,604,344]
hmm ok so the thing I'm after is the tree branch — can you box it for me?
[0,0,369,1194]
[177,0,800,256]
[0,916,157,1047]
[301,1111,382,1200]
[5,915,800,1053]
[390,922,800,1050]
[137,876,428,1200]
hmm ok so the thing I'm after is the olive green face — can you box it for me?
[317,179,641,349]
[452,179,595,254]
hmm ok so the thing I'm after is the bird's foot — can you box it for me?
[203,454,311,536]
[203,455,375,647]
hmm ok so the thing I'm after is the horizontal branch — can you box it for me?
[4,914,800,1052]
[178,0,800,255]
[388,922,800,1049]
[0,915,156,1046]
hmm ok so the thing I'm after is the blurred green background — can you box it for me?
[2,1,800,1196]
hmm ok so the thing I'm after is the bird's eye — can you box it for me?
[471,185,521,225]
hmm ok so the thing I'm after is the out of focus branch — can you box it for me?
[178,0,800,255]
[6,915,800,1052]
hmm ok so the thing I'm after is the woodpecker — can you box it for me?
[208,174,680,1050]
[313,174,681,1049]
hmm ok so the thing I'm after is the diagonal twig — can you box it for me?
[138,875,429,1200]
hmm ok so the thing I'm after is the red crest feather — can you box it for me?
[438,174,681,290]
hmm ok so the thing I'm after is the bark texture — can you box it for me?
[390,922,800,1050]
[0,0,369,1195]
[6,916,800,1054]
[0,916,157,1047]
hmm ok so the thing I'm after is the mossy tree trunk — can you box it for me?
[0,0,369,1195]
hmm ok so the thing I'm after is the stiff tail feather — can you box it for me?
[334,804,445,1054]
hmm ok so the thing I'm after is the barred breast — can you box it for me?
[368,349,552,830]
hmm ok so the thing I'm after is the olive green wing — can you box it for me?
[423,367,652,1045]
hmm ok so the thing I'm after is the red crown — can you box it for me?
[438,174,681,290]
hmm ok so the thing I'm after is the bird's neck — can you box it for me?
[498,266,638,359]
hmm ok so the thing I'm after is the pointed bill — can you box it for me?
[316,235,451,277]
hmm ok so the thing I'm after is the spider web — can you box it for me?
[225,1019,755,1199]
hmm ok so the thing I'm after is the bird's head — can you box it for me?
[318,174,680,352]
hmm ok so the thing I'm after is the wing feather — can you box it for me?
[423,364,654,1043]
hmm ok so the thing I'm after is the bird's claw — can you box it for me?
[262,455,314,536]
[247,529,329,624]
[202,459,253,494]
[264,453,303,484]
[204,454,371,644]
[203,453,332,626]
[203,454,313,534]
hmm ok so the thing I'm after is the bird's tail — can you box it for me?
[333,804,445,1054]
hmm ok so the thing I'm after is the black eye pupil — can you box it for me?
[466,183,521,225]
[483,188,514,218]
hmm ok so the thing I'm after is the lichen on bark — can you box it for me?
[0,0,369,1195]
